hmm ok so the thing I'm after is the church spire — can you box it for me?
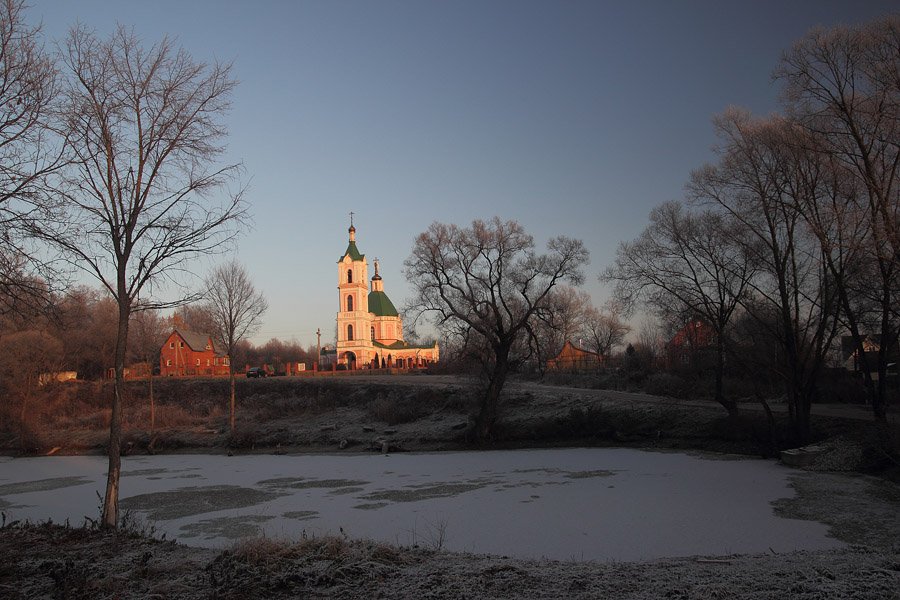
[371,257,384,292]
[348,211,356,242]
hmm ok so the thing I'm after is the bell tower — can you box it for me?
[336,214,371,368]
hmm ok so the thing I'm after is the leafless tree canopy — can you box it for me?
[775,15,900,422]
[580,303,630,363]
[605,199,754,416]
[47,25,246,309]
[0,0,66,312]
[404,217,587,438]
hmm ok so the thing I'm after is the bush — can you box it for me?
[644,372,692,399]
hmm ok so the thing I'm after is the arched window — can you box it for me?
[347,294,353,312]
[347,324,354,341]
[371,326,375,341]
[347,269,353,283]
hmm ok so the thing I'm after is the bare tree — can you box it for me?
[690,109,840,441]
[404,218,587,439]
[41,26,245,528]
[0,329,63,449]
[128,308,167,432]
[0,0,67,313]
[580,302,630,365]
[604,200,753,417]
[203,259,267,434]
[530,285,591,373]
[776,16,900,422]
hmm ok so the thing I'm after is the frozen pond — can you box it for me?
[0,448,843,561]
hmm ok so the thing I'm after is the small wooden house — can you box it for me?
[547,341,601,372]
[160,329,230,377]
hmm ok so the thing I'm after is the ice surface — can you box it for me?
[0,448,844,561]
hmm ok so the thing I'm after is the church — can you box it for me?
[336,221,439,369]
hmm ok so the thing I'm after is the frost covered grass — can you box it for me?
[1,522,898,599]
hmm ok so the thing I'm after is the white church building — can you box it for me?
[335,222,439,369]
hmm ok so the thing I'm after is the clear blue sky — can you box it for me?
[32,1,897,346]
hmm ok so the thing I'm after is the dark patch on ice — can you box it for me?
[258,477,369,490]
[0,476,91,496]
[562,470,615,479]
[179,514,274,539]
[119,485,282,520]
[328,486,364,496]
[122,468,169,477]
[501,481,570,490]
[353,502,388,510]
[123,467,199,478]
[283,510,318,521]
[360,482,486,503]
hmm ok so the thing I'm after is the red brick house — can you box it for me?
[665,318,716,368]
[160,329,230,377]
[547,341,601,372]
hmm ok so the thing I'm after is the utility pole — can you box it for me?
[316,327,321,369]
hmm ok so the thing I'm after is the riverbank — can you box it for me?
[1,523,897,599]
[2,376,893,474]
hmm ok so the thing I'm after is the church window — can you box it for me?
[347,324,354,341]
[347,269,353,283]
[347,295,353,312]
[371,327,375,341]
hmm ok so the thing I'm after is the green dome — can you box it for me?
[368,290,399,317]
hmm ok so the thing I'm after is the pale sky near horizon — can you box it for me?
[31,1,897,347]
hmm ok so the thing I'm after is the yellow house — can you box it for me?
[336,222,439,369]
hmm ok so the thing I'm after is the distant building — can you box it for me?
[665,318,715,368]
[841,334,898,380]
[160,329,230,377]
[335,221,439,369]
[547,341,600,372]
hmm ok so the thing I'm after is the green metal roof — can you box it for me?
[340,241,364,262]
[368,290,399,317]
[374,339,438,350]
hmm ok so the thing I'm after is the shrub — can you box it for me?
[644,372,692,399]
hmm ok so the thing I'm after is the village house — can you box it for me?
[546,341,601,372]
[841,334,898,380]
[665,318,716,368]
[159,329,230,377]
[335,221,439,369]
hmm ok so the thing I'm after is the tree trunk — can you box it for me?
[101,302,130,529]
[714,335,737,418]
[149,367,155,434]
[477,347,510,441]
[19,388,29,451]
[229,364,236,435]
[789,385,812,444]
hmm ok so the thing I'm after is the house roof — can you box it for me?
[374,339,437,350]
[173,329,225,355]
[368,290,399,317]
[340,241,364,262]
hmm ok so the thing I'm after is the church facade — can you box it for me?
[336,223,439,369]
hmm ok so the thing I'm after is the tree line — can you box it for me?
[407,16,899,446]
